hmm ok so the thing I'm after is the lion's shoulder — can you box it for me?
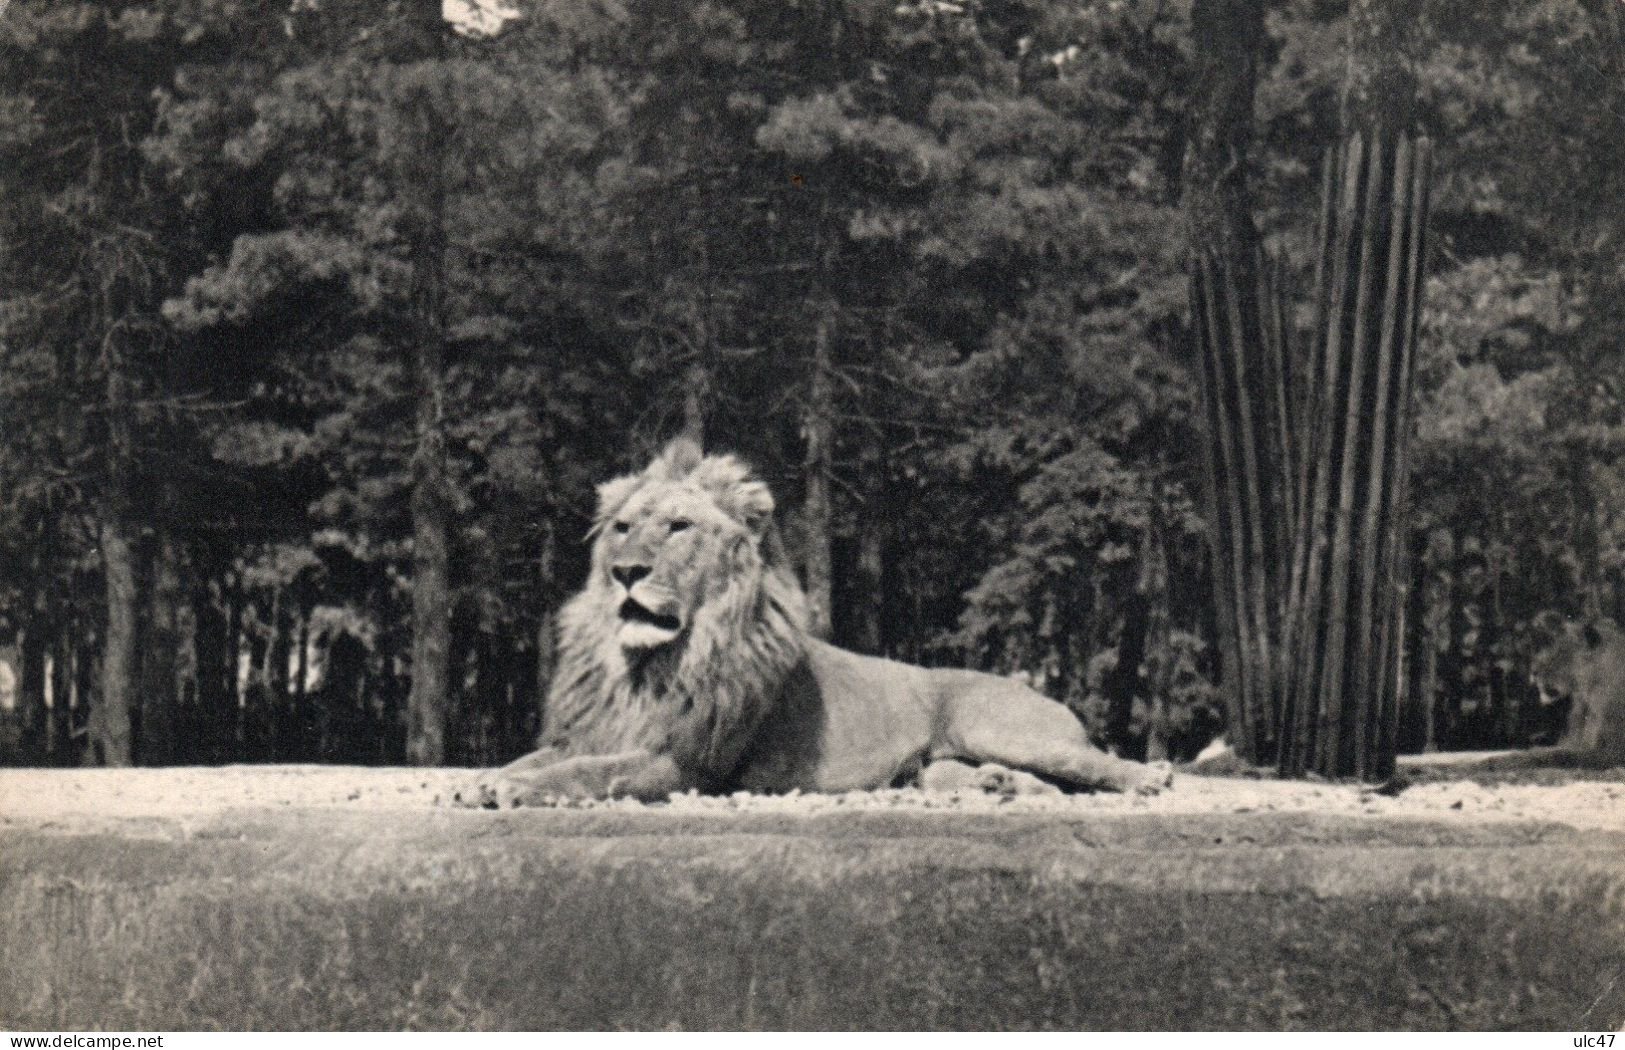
[733,641,935,792]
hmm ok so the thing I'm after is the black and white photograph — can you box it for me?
[1,0,1622,1033]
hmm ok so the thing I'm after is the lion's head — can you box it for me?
[590,438,781,651]
[1533,618,1625,758]
[540,439,809,783]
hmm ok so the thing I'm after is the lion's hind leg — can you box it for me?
[939,678,1172,795]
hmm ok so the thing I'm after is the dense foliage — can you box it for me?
[1,0,1619,766]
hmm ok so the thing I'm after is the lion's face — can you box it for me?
[598,482,745,649]
[588,441,777,653]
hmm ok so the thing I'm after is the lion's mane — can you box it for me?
[538,443,810,788]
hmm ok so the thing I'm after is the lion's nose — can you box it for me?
[612,563,651,589]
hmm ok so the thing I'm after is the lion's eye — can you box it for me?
[669,519,691,533]
[613,520,631,535]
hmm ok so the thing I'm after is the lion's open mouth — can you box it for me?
[618,597,682,634]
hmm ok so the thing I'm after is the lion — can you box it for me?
[464,439,1171,806]
[1533,618,1625,763]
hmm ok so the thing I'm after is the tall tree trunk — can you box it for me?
[95,513,137,767]
[223,578,246,759]
[48,627,74,765]
[1421,634,1439,752]
[137,529,181,766]
[74,635,98,767]
[534,520,557,734]
[1279,132,1429,776]
[94,271,138,767]
[852,438,886,654]
[243,593,272,761]
[682,360,709,446]
[1342,0,1422,134]
[1274,0,1430,780]
[17,626,47,764]
[1186,0,1429,779]
[1441,569,1466,748]
[1276,0,1430,778]
[1143,535,1176,762]
[267,587,295,760]
[407,449,452,766]
[1102,587,1152,758]
[1182,0,1266,262]
[191,580,225,763]
[1182,0,1286,764]
[17,515,52,763]
[1395,530,1429,753]
[1099,532,1156,756]
[292,607,310,760]
[404,2,453,766]
[802,306,835,641]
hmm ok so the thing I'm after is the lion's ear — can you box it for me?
[594,473,641,527]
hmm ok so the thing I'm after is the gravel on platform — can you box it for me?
[2,761,1622,832]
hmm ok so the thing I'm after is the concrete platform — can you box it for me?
[1,768,1622,1030]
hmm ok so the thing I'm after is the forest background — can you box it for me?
[0,0,1620,768]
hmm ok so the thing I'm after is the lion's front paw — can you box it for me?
[976,763,1060,797]
[974,762,1020,796]
[451,773,572,809]
[450,778,509,809]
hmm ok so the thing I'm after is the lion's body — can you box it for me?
[734,640,1132,794]
[470,440,1168,806]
